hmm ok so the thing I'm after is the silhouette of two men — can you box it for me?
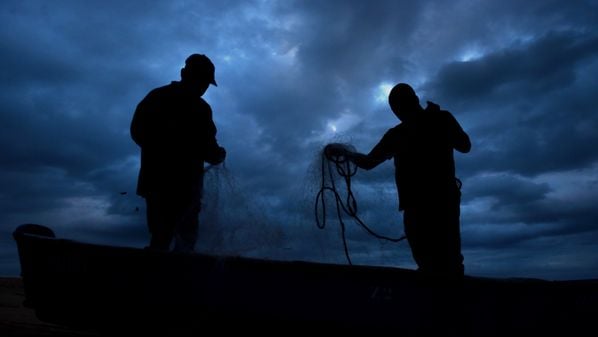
[131,54,471,278]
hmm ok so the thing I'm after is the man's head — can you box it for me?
[180,54,217,94]
[388,83,420,121]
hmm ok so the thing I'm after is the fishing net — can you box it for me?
[195,165,285,258]
[194,141,412,268]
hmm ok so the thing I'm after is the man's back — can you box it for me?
[389,103,468,209]
[131,81,217,197]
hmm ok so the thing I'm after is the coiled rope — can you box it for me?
[315,144,406,265]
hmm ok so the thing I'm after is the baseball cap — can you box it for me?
[184,54,217,86]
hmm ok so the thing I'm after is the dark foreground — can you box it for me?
[12,224,598,336]
[0,277,100,336]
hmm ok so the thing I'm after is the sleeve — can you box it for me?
[354,128,396,170]
[130,94,151,147]
[446,111,471,153]
[202,105,226,165]
[369,129,397,160]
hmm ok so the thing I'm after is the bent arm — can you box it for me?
[204,144,226,165]
[202,109,226,165]
[347,152,386,170]
[447,112,471,153]
[346,129,395,170]
[130,99,149,147]
[455,130,471,153]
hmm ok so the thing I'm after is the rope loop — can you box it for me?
[315,143,406,265]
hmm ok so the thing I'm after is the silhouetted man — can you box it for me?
[342,83,471,278]
[131,54,226,251]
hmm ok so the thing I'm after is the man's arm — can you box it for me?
[202,107,226,165]
[345,129,396,170]
[447,112,471,153]
[346,151,386,170]
[130,98,149,147]
[205,144,226,165]
[454,129,471,153]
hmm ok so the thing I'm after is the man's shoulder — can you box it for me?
[387,123,403,134]
[141,83,176,103]
[424,101,458,126]
[147,82,178,96]
[142,82,212,114]
[380,124,403,142]
[426,101,455,115]
[197,96,211,108]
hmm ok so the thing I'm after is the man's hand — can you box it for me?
[206,146,226,165]
[324,143,349,159]
[214,146,226,165]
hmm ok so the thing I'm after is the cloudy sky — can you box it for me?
[2,0,598,280]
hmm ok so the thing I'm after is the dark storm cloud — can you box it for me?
[430,31,598,102]
[2,0,598,280]
[425,29,598,175]
[465,174,550,208]
[460,168,598,257]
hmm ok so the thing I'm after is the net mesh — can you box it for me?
[194,142,413,268]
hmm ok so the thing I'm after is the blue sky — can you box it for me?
[1,0,598,280]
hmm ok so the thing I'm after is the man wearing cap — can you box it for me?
[131,54,226,251]
[338,83,471,279]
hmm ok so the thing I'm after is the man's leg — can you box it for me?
[445,203,464,277]
[404,208,432,272]
[173,209,199,253]
[428,199,464,278]
[405,205,463,278]
[146,196,176,250]
[171,191,201,253]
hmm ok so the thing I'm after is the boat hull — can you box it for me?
[13,224,597,335]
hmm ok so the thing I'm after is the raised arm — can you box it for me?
[447,112,471,153]
[344,128,396,170]
[324,143,385,170]
[347,151,386,170]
